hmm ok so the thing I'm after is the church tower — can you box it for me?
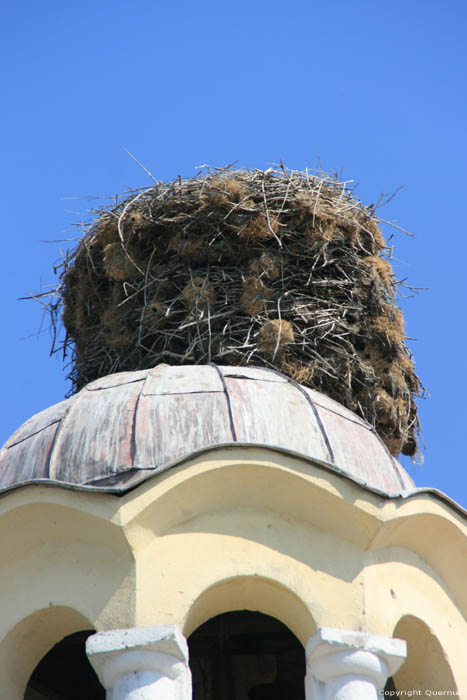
[0,168,465,699]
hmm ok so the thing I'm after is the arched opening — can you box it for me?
[183,575,315,645]
[24,630,104,700]
[0,606,98,698]
[188,611,305,700]
[392,615,457,692]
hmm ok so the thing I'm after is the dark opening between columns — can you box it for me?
[24,630,104,700]
[188,611,306,700]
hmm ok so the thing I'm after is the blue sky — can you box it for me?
[1,1,466,507]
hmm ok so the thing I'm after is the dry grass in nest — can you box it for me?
[363,255,393,289]
[248,252,281,280]
[41,165,424,458]
[241,277,274,315]
[103,242,135,281]
[200,177,250,208]
[258,319,295,354]
[236,214,279,241]
[370,308,405,346]
[282,360,316,386]
[105,332,133,353]
[182,277,217,309]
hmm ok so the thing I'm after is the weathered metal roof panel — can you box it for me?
[4,400,69,448]
[85,370,149,391]
[134,392,232,469]
[303,387,369,428]
[142,364,224,395]
[225,376,332,462]
[0,421,59,486]
[313,401,413,491]
[50,380,141,484]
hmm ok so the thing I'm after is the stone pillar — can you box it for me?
[305,627,406,700]
[86,625,191,700]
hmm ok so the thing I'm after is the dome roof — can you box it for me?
[0,364,414,496]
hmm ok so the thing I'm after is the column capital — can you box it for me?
[86,625,191,700]
[305,627,406,700]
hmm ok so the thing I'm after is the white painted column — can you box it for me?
[86,625,192,700]
[305,628,406,700]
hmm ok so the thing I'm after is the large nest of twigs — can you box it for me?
[49,166,424,457]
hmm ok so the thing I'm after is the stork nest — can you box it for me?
[46,166,424,457]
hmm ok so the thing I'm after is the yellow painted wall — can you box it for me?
[0,447,465,698]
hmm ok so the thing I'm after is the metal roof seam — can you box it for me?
[44,419,63,480]
[390,456,412,491]
[85,377,147,391]
[3,419,62,450]
[130,381,144,468]
[281,375,335,464]
[209,363,238,442]
[308,400,370,430]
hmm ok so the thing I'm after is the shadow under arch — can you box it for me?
[392,615,457,692]
[183,574,316,646]
[188,610,306,700]
[0,605,95,699]
[25,629,104,699]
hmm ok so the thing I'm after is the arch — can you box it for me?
[0,499,136,638]
[392,615,457,692]
[125,449,378,549]
[183,575,316,646]
[0,606,94,700]
[369,510,467,618]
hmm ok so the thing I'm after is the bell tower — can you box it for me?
[0,168,465,699]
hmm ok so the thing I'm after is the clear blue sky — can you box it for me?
[1,1,466,507]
